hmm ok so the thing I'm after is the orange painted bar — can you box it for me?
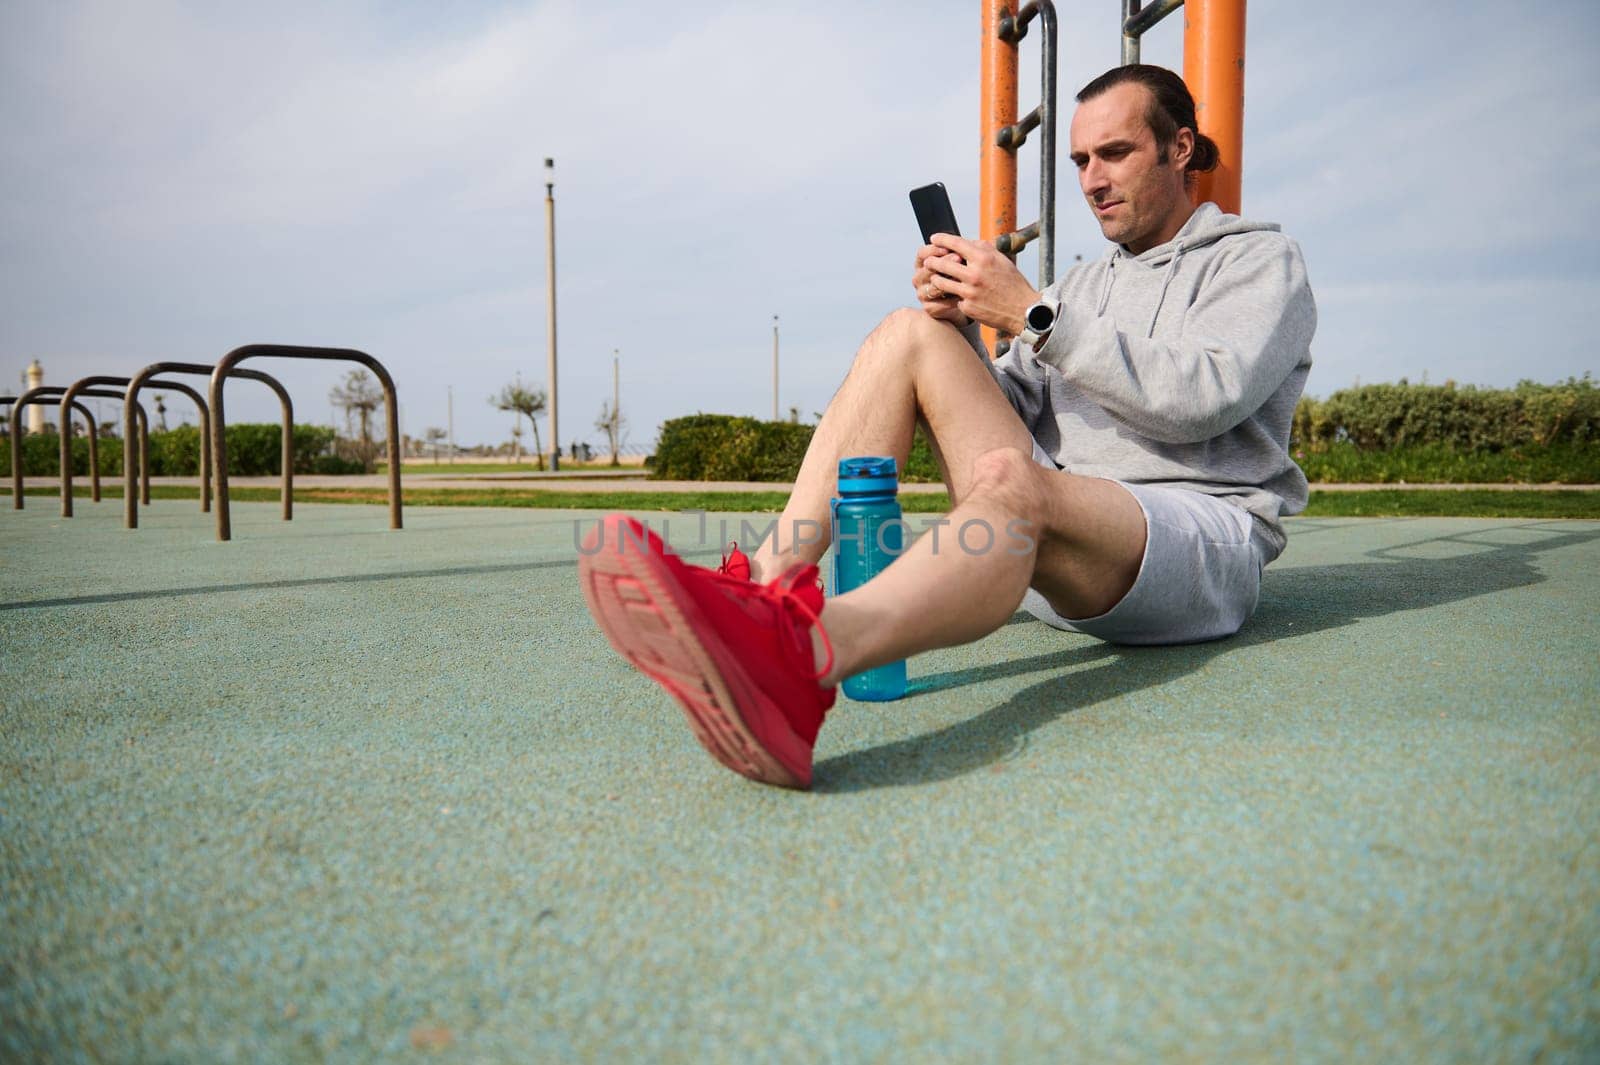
[979,0,1018,356]
[1183,0,1246,213]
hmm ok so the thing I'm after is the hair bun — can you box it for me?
[1189,133,1221,174]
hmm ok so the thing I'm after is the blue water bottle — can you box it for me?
[831,456,908,701]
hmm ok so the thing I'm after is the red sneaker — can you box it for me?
[717,541,751,580]
[579,514,836,789]
[718,540,827,597]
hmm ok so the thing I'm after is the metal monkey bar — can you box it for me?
[980,0,1059,356]
[978,0,1247,351]
[210,344,401,542]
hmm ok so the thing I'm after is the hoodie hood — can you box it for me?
[1129,201,1280,266]
[1092,202,1283,334]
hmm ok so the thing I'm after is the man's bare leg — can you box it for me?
[813,447,1148,685]
[745,309,1032,583]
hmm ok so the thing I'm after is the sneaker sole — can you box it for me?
[578,517,810,789]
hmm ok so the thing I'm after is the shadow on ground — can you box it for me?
[816,521,1600,792]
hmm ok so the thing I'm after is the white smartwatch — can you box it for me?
[1018,296,1058,350]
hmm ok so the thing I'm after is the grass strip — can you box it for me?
[1301,489,1600,518]
[9,485,1600,519]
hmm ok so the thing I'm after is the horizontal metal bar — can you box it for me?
[996,105,1042,151]
[1123,0,1183,41]
[995,220,1042,256]
[998,1,1042,43]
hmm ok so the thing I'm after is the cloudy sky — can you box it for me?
[3,0,1597,450]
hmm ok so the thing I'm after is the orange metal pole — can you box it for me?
[979,0,1018,356]
[1183,0,1246,214]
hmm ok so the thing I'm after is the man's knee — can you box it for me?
[877,306,938,341]
[968,446,1043,512]
[959,447,1051,558]
[861,307,965,365]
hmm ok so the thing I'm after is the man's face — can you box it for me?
[1068,82,1190,253]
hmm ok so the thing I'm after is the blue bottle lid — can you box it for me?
[837,455,898,496]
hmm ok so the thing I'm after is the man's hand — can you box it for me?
[913,241,970,326]
[923,233,1039,336]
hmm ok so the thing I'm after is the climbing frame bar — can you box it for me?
[1118,0,1246,213]
[979,0,1059,356]
[1181,0,1245,214]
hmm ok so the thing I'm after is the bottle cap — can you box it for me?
[837,455,898,495]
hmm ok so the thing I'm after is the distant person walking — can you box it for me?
[578,66,1317,789]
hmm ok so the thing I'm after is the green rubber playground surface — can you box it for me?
[3,499,1598,1061]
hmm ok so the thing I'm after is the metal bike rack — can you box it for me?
[56,375,170,511]
[56,377,208,520]
[4,394,99,500]
[8,386,150,509]
[102,375,209,520]
[122,362,294,530]
[209,344,401,542]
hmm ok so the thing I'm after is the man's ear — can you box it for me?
[1172,126,1195,173]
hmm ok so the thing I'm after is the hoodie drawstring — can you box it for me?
[1147,243,1185,338]
[1095,255,1116,316]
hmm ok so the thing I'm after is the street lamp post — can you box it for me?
[544,157,560,471]
[771,315,779,422]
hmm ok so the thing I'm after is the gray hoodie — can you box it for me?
[986,201,1316,559]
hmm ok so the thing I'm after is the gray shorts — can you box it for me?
[1021,441,1265,645]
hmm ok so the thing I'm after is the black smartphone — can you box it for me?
[910,182,961,244]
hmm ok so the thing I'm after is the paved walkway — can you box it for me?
[3,499,1598,1060]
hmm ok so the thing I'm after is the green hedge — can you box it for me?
[1292,376,1598,451]
[651,414,943,483]
[1,424,359,477]
[652,380,1600,486]
[650,415,814,481]
[0,433,123,478]
[1287,377,1599,484]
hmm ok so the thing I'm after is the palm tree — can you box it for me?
[492,382,547,470]
[595,399,627,467]
[424,426,447,462]
[330,369,384,472]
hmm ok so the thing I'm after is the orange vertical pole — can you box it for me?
[979,0,1018,356]
[1183,0,1246,214]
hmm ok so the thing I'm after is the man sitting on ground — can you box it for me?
[578,64,1316,790]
